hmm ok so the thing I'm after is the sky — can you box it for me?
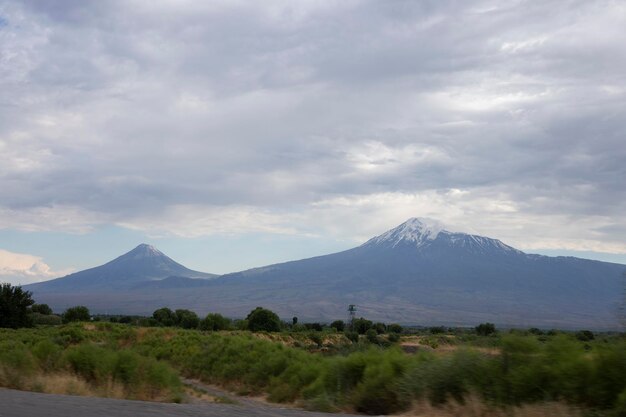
[1,0,625,284]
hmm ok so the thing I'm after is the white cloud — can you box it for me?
[0,0,625,262]
[0,249,73,285]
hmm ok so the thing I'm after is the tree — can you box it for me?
[304,322,323,331]
[374,322,387,334]
[32,303,53,315]
[475,322,496,336]
[575,330,595,342]
[246,307,281,332]
[353,317,373,335]
[175,309,199,329]
[366,328,379,344]
[292,316,298,326]
[62,306,91,323]
[152,307,176,326]
[330,320,345,332]
[0,283,35,328]
[388,323,403,334]
[200,313,231,331]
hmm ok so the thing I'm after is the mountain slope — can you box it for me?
[26,244,217,292]
[197,218,624,327]
[27,220,625,328]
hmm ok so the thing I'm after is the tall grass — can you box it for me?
[1,323,625,416]
[0,326,181,402]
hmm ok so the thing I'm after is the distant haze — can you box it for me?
[1,1,625,282]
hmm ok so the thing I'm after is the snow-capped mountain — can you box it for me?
[362,217,522,255]
[28,220,625,328]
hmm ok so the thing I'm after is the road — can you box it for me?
[0,388,361,417]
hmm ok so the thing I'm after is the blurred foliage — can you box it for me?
[0,319,625,415]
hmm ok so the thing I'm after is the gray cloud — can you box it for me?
[0,0,625,252]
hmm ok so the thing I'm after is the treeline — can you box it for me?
[102,305,406,339]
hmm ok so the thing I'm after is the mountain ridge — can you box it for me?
[26,219,626,329]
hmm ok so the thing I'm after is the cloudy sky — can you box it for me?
[1,0,625,284]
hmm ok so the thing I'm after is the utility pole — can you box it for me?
[619,271,626,332]
[348,304,356,331]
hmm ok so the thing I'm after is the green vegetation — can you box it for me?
[0,283,35,328]
[1,321,624,415]
[1,299,625,415]
[62,306,91,323]
[0,325,181,401]
[245,306,281,332]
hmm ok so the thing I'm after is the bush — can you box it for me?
[246,307,281,332]
[388,323,403,334]
[304,323,323,331]
[429,326,446,334]
[345,331,359,343]
[31,303,53,315]
[200,313,231,331]
[475,322,496,336]
[366,329,379,344]
[62,306,90,323]
[174,309,199,329]
[330,320,345,332]
[32,313,62,326]
[353,318,373,334]
[152,307,176,326]
[575,330,594,342]
[32,339,61,371]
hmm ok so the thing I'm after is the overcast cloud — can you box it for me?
[1,0,625,270]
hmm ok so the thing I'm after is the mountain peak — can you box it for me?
[362,217,525,256]
[364,217,450,248]
[126,243,164,258]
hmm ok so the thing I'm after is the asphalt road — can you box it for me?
[0,388,360,417]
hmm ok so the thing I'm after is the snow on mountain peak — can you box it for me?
[124,244,165,259]
[365,217,451,248]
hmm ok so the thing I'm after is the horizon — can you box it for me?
[1,1,626,284]
[12,217,626,284]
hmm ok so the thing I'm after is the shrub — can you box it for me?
[32,313,62,326]
[62,306,90,323]
[174,309,199,329]
[31,303,53,315]
[304,323,323,331]
[353,318,373,334]
[366,329,379,344]
[475,322,496,336]
[388,323,403,334]
[152,307,176,326]
[374,322,387,334]
[575,330,594,342]
[345,331,359,343]
[330,320,345,332]
[32,339,61,371]
[200,313,231,331]
[429,326,446,334]
[246,307,281,332]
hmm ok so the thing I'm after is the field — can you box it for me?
[1,322,625,416]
